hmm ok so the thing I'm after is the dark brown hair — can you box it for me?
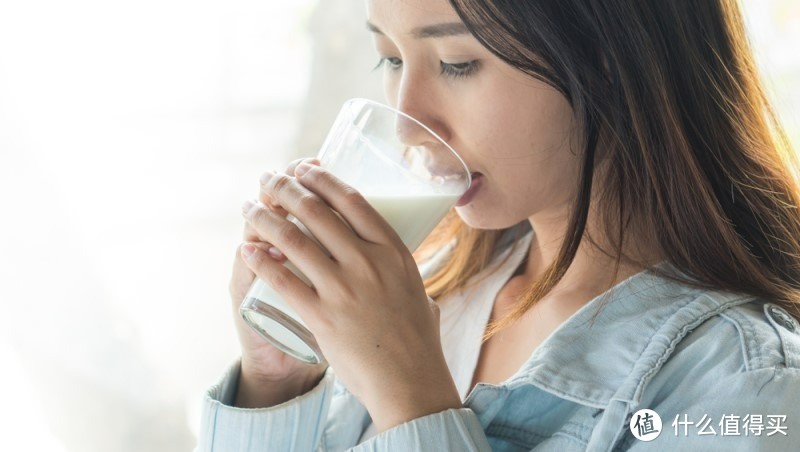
[413,0,800,339]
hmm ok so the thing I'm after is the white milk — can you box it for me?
[242,191,459,360]
[361,192,461,251]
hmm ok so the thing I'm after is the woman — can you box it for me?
[199,0,800,450]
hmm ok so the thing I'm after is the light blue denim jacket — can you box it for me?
[198,230,800,451]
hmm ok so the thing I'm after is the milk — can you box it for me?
[241,191,459,361]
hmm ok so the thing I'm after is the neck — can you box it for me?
[518,194,662,302]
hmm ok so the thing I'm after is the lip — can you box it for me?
[456,172,483,206]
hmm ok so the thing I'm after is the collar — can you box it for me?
[475,228,757,409]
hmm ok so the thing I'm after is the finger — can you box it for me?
[259,171,362,261]
[230,240,286,301]
[242,200,338,287]
[284,157,320,175]
[259,194,290,217]
[259,158,320,213]
[239,242,319,323]
[230,243,256,300]
[241,203,288,261]
[293,163,404,249]
[242,196,288,228]
[241,223,287,261]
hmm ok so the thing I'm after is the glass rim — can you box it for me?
[240,300,325,364]
[318,97,472,188]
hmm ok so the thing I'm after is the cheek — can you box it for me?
[471,116,582,220]
[461,68,577,158]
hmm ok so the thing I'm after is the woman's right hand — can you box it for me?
[228,157,328,407]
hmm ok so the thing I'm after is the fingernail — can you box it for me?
[241,199,255,215]
[260,171,274,186]
[295,162,312,177]
[267,246,283,259]
[241,243,257,260]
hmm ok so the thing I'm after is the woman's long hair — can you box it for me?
[413,0,800,340]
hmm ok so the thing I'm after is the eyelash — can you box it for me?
[372,57,480,79]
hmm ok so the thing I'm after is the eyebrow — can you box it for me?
[366,20,469,39]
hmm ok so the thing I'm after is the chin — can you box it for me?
[454,206,521,231]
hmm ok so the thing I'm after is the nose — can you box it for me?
[391,70,451,147]
[394,114,437,148]
[386,68,468,178]
[394,107,463,178]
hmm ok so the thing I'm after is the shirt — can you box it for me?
[197,226,800,451]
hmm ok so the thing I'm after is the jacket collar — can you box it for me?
[481,228,756,409]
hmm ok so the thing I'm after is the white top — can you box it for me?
[439,229,532,400]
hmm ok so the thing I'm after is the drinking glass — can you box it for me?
[240,98,471,364]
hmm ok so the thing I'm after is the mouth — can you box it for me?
[456,172,484,206]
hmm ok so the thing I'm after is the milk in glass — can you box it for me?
[241,191,459,359]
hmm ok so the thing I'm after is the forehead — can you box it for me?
[366,0,461,30]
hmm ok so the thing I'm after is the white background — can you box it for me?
[0,0,797,450]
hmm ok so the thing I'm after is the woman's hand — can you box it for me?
[229,158,327,408]
[240,162,461,431]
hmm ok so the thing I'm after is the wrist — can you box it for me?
[364,373,462,432]
[234,364,326,408]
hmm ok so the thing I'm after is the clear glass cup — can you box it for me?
[239,98,472,364]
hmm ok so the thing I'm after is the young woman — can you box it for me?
[198,0,800,450]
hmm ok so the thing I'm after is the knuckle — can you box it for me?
[330,282,358,307]
[287,158,305,171]
[277,222,305,249]
[270,173,292,195]
[258,191,275,206]
[267,267,291,292]
[401,252,419,273]
[248,203,269,224]
[342,187,367,206]
[353,250,381,280]
[296,194,323,218]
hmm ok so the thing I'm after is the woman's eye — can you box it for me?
[373,57,403,71]
[372,57,480,80]
[440,60,480,79]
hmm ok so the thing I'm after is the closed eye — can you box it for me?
[440,60,480,79]
[373,57,481,80]
[373,57,402,71]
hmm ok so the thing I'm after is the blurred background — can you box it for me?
[0,0,797,450]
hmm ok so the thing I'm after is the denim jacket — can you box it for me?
[198,228,800,451]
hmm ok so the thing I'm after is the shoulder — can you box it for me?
[658,296,800,376]
[642,294,800,399]
[627,296,800,449]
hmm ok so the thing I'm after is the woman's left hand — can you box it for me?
[241,161,462,432]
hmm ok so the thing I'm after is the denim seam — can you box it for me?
[720,306,763,370]
[738,305,763,369]
[630,294,755,403]
[613,430,636,452]
[209,402,218,452]
[486,421,590,448]
[485,423,548,446]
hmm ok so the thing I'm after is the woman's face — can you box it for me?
[367,0,583,230]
